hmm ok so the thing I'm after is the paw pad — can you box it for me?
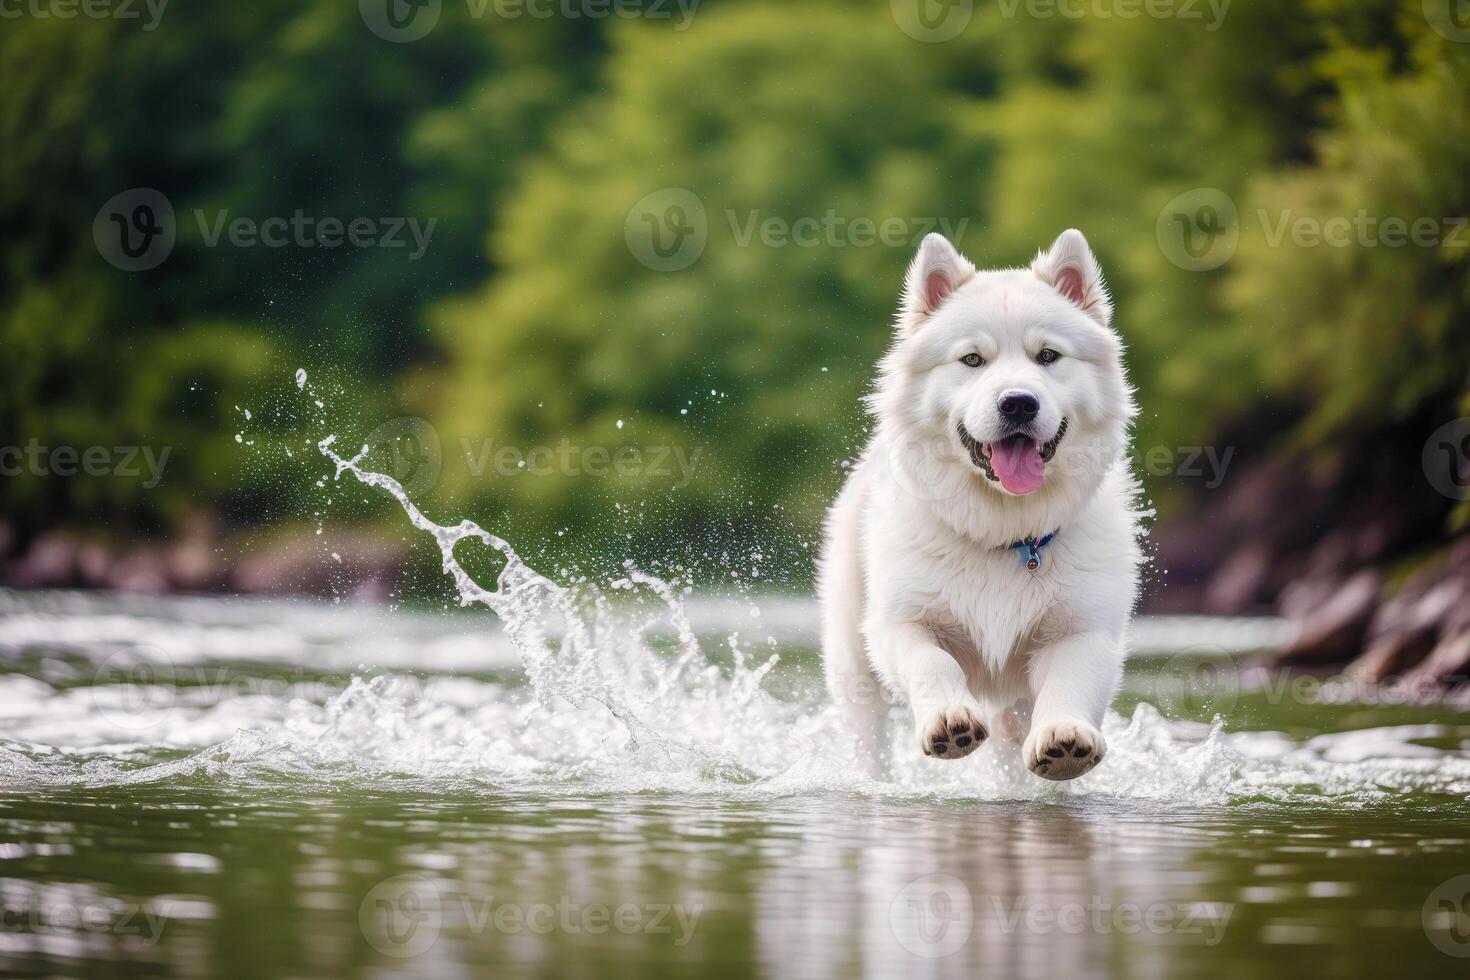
[1026,721,1105,781]
[921,706,988,760]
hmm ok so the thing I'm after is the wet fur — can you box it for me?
[819,230,1144,780]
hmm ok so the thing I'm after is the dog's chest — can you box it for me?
[917,539,1066,667]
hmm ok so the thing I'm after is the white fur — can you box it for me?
[819,230,1144,781]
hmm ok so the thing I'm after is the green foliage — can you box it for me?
[1226,6,1470,440]
[426,5,996,572]
[3,0,1466,579]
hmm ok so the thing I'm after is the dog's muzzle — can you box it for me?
[958,418,1069,484]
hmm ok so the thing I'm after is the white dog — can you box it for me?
[819,230,1143,781]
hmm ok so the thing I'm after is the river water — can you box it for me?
[0,442,1468,977]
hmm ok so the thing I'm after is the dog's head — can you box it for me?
[873,230,1134,512]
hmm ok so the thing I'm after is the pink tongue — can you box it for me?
[989,438,1045,494]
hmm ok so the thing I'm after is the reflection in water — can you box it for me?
[2,790,1469,978]
[2,586,1470,978]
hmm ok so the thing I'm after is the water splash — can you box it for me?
[316,433,775,785]
[1,424,1467,808]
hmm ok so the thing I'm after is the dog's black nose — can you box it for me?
[998,390,1040,424]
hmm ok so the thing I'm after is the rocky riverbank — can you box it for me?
[0,518,407,602]
[5,435,1467,697]
[1149,427,1469,697]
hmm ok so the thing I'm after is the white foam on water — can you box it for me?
[1,426,1468,808]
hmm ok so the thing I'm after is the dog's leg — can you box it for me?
[824,642,890,778]
[869,622,987,760]
[820,480,891,777]
[1022,631,1120,780]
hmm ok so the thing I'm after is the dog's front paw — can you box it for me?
[1024,718,1105,781]
[917,704,988,760]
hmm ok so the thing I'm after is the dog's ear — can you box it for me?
[1032,229,1113,328]
[900,234,976,331]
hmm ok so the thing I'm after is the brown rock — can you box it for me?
[1202,542,1273,614]
[108,549,172,594]
[1272,570,1382,667]
[6,531,81,588]
[1404,628,1470,692]
[231,528,408,598]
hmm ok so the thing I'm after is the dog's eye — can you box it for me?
[960,353,985,368]
[1037,348,1061,366]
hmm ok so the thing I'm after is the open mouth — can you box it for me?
[958,419,1069,495]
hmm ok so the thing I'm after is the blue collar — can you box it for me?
[1009,531,1058,572]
